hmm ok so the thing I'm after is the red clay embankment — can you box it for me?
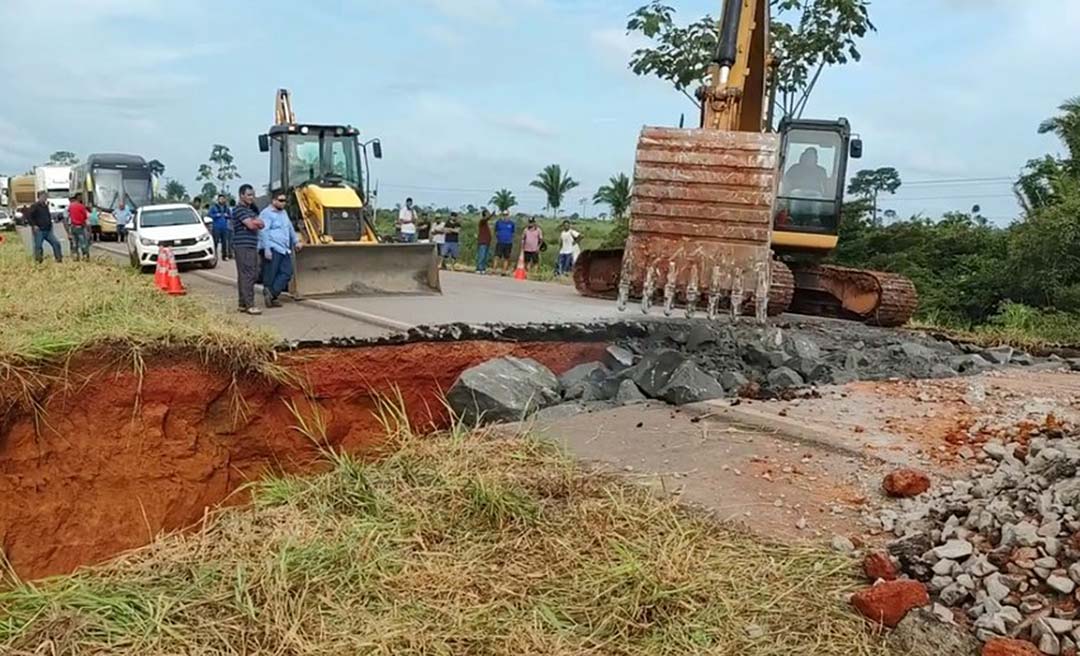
[0,340,605,580]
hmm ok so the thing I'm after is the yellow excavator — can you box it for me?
[258,89,440,297]
[574,0,916,326]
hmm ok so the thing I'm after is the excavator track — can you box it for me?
[787,263,918,327]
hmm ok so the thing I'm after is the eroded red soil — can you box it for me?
[0,341,605,580]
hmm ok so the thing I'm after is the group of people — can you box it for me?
[228,185,302,315]
[395,197,583,276]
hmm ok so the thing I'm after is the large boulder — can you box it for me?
[447,357,561,425]
[614,379,648,405]
[603,345,636,370]
[628,349,690,398]
[659,361,726,405]
[766,366,804,390]
[883,468,931,498]
[981,346,1014,366]
[558,362,610,401]
[784,335,822,361]
[744,343,787,369]
[889,609,980,656]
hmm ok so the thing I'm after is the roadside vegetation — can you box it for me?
[0,414,894,656]
[0,235,275,372]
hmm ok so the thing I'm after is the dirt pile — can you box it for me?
[0,340,605,580]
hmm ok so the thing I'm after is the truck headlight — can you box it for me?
[196,233,211,242]
[140,237,157,247]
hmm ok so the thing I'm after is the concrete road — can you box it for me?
[87,239,645,341]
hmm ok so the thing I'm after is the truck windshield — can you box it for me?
[285,133,361,188]
[94,169,152,210]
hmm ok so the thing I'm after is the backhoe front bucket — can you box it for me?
[289,243,441,298]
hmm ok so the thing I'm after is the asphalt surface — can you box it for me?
[75,232,638,341]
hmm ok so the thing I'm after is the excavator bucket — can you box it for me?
[617,126,789,317]
[289,243,441,298]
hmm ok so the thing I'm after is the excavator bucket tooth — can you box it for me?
[289,243,441,298]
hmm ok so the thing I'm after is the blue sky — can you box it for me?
[0,0,1075,223]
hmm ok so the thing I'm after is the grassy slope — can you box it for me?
[0,233,275,369]
[0,422,894,656]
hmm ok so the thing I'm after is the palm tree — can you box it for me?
[529,165,579,218]
[592,173,632,220]
[1038,96,1080,164]
[490,188,517,213]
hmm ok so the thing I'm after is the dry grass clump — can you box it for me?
[0,419,895,655]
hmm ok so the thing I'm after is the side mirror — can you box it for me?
[258,134,270,153]
[850,138,863,159]
[372,140,383,160]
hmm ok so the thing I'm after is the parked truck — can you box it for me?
[34,166,72,219]
[8,175,36,223]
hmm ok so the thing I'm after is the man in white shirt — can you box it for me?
[431,215,446,252]
[557,220,581,276]
[397,197,418,243]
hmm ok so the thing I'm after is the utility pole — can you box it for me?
[579,197,587,219]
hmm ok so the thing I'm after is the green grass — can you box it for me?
[913,301,1080,351]
[0,426,897,655]
[0,233,277,372]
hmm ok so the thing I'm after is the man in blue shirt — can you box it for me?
[257,192,302,308]
[113,200,132,243]
[493,211,516,274]
[208,193,233,261]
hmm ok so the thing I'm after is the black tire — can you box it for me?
[129,250,139,269]
[202,257,218,270]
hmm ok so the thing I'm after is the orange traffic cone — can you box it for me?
[154,247,169,289]
[165,251,186,296]
[513,251,527,281]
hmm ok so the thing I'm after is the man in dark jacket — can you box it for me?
[28,191,62,263]
[231,184,265,315]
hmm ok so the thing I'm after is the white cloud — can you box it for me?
[490,113,557,138]
[417,0,543,24]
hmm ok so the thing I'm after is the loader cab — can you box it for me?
[260,124,369,196]
[772,118,860,252]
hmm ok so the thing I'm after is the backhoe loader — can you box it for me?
[573,0,917,326]
[258,89,439,297]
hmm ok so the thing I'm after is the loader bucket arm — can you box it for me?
[290,243,441,298]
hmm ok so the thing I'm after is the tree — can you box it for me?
[164,179,188,202]
[47,151,79,166]
[626,0,874,122]
[848,167,901,225]
[198,145,240,195]
[1015,156,1071,214]
[1038,96,1080,165]
[200,182,219,201]
[592,173,632,219]
[529,165,579,218]
[489,189,518,213]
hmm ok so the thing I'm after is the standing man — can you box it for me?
[258,192,302,308]
[556,220,581,276]
[114,200,132,243]
[430,214,446,262]
[476,208,493,274]
[68,194,91,261]
[442,212,461,269]
[521,218,544,272]
[28,191,63,263]
[397,197,418,243]
[209,193,233,261]
[231,184,265,315]
[493,210,516,274]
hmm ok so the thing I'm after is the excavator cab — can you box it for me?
[257,89,439,298]
[772,118,861,252]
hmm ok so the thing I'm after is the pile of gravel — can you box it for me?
[882,423,1080,654]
